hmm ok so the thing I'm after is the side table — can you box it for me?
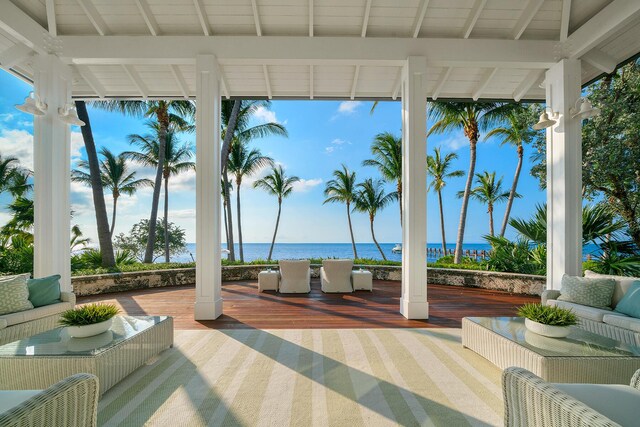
[352,270,373,291]
[258,269,279,292]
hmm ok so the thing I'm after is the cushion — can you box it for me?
[585,270,640,308]
[0,390,41,413]
[614,281,640,318]
[603,314,640,333]
[0,301,72,327]
[553,383,640,427]
[558,274,616,309]
[27,274,61,308]
[0,274,33,315]
[548,300,613,322]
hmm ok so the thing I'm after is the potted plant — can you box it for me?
[517,303,577,338]
[60,303,119,338]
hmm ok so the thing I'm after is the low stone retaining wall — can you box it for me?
[71,265,545,296]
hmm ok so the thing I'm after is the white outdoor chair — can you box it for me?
[278,260,311,293]
[320,259,354,293]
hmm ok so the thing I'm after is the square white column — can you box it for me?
[545,59,583,290]
[400,56,429,319]
[32,54,72,291]
[194,54,223,320]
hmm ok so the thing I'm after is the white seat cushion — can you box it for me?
[547,300,612,322]
[0,301,72,327]
[0,390,41,413]
[553,383,640,427]
[603,314,640,333]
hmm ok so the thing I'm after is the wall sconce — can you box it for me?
[15,92,47,116]
[58,104,85,126]
[570,97,600,119]
[533,109,559,130]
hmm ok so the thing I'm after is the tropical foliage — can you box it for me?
[324,165,359,258]
[517,303,577,326]
[461,171,515,237]
[113,219,187,263]
[363,132,402,225]
[60,303,119,327]
[353,178,396,261]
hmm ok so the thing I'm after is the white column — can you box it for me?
[400,56,429,319]
[545,59,583,291]
[32,54,72,291]
[194,54,223,320]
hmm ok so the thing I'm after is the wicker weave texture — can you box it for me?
[0,314,63,347]
[577,318,640,346]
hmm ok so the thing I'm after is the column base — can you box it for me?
[194,298,223,320]
[400,298,429,320]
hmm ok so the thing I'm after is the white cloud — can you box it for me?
[331,138,349,145]
[0,113,14,123]
[438,136,468,152]
[0,128,33,169]
[168,209,196,219]
[253,105,284,124]
[337,101,362,115]
[169,169,196,192]
[70,131,85,161]
[291,178,323,193]
[325,146,335,154]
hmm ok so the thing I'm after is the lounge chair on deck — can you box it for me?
[320,260,354,293]
[278,260,311,293]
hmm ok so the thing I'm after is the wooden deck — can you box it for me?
[77,280,538,330]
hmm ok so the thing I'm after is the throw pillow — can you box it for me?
[614,281,640,318]
[558,274,616,309]
[585,270,639,308]
[0,274,34,315]
[27,274,61,307]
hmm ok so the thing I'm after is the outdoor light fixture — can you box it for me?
[533,109,559,130]
[58,104,86,126]
[570,97,600,120]
[15,92,47,116]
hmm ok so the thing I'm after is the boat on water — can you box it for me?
[391,244,402,254]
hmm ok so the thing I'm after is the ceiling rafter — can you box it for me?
[220,70,230,99]
[262,64,272,99]
[169,65,190,99]
[462,0,487,39]
[76,0,110,36]
[45,0,57,36]
[309,65,314,99]
[472,67,498,100]
[560,0,571,41]
[582,49,617,73]
[122,64,148,98]
[391,67,402,100]
[350,65,360,99]
[135,0,160,36]
[361,0,372,38]
[512,0,545,40]
[74,64,106,98]
[192,0,211,36]
[251,0,262,36]
[411,0,430,38]
[309,0,314,37]
[0,43,33,70]
[512,69,544,101]
[432,67,452,100]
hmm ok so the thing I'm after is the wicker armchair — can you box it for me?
[503,367,640,427]
[0,373,99,427]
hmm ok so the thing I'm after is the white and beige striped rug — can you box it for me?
[98,329,504,426]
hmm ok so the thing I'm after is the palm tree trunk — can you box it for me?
[220,100,241,262]
[454,139,477,264]
[110,194,118,238]
[144,109,168,263]
[74,101,116,267]
[500,145,523,237]
[236,178,244,262]
[346,202,358,259]
[163,175,170,263]
[397,180,402,227]
[437,189,447,253]
[370,215,387,261]
[268,200,282,261]
[223,171,235,261]
[488,204,494,237]
[223,197,229,253]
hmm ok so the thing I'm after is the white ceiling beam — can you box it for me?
[560,0,571,41]
[193,0,211,36]
[411,0,429,38]
[0,43,34,70]
[472,67,498,100]
[122,64,148,98]
[512,69,544,101]
[251,0,262,36]
[135,0,160,36]
[565,0,640,59]
[391,66,402,100]
[432,67,452,100]
[76,0,110,36]
[0,1,50,54]
[45,0,57,36]
[262,64,272,99]
[361,0,372,37]
[169,65,190,99]
[462,0,487,39]
[220,71,230,99]
[309,0,313,37]
[512,0,544,40]
[350,65,360,99]
[309,65,314,99]
[582,49,618,74]
[74,64,106,98]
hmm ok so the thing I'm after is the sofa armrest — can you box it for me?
[541,290,561,305]
[0,318,6,330]
[631,370,640,390]
[60,291,76,306]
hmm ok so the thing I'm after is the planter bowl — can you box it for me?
[66,318,114,338]
[524,318,572,338]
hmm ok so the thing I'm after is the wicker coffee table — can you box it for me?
[0,315,173,395]
[462,316,640,384]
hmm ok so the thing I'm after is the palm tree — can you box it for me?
[323,165,359,259]
[427,148,464,253]
[353,178,396,260]
[460,171,513,237]
[253,165,299,261]
[127,125,195,262]
[221,179,232,253]
[227,140,274,262]
[0,154,20,195]
[72,147,153,237]
[428,101,512,263]
[363,132,403,225]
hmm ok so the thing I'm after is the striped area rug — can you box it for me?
[98,329,504,426]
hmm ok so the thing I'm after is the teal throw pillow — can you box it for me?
[614,281,640,318]
[27,274,61,307]
[558,274,616,309]
[0,274,33,315]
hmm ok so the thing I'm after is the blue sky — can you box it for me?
[0,69,546,244]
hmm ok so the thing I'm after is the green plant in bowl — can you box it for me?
[60,303,119,326]
[517,303,577,326]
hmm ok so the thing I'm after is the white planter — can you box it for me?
[524,318,572,338]
[66,318,114,338]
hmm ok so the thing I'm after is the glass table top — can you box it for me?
[467,317,640,358]
[0,316,168,357]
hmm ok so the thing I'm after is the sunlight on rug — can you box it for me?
[98,328,503,426]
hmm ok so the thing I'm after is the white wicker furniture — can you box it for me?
[258,269,279,292]
[0,292,75,346]
[0,373,99,427]
[352,269,373,291]
[0,315,173,395]
[278,260,311,293]
[462,317,640,384]
[320,260,353,293]
[503,366,640,427]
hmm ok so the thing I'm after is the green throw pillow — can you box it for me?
[27,274,61,308]
[0,274,33,315]
[614,281,640,318]
[558,274,616,309]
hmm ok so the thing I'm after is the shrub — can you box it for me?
[484,236,546,275]
[113,219,187,262]
[59,303,119,326]
[517,303,577,326]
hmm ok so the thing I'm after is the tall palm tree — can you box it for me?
[323,165,359,259]
[428,101,512,263]
[353,178,396,261]
[427,148,464,253]
[363,132,403,225]
[227,140,274,262]
[459,171,514,237]
[0,154,20,195]
[127,125,195,262]
[72,147,153,237]
[253,165,299,261]
[221,179,232,254]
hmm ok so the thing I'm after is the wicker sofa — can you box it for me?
[0,291,75,346]
[542,271,640,346]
